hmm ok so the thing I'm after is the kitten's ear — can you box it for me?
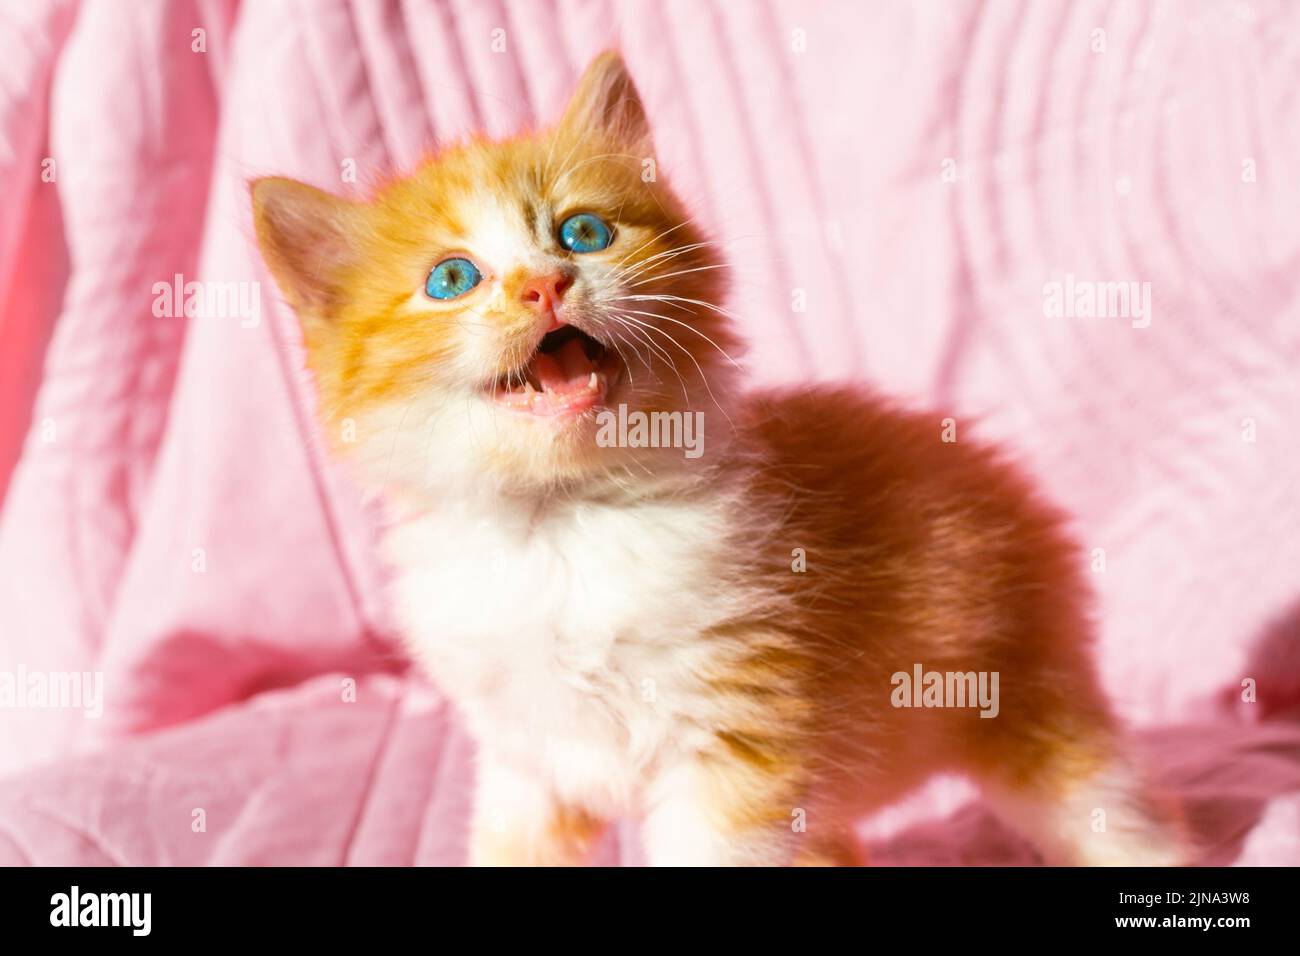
[558,51,652,153]
[251,177,363,321]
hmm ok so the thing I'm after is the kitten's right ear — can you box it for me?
[251,177,363,321]
[558,51,652,154]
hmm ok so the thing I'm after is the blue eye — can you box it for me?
[425,257,482,299]
[558,213,613,253]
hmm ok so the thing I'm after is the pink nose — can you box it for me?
[520,271,573,328]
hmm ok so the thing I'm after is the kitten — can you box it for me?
[251,52,1186,866]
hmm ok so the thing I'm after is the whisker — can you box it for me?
[612,316,672,373]
[614,315,691,407]
[609,322,654,373]
[626,263,730,288]
[611,233,774,284]
[606,333,640,391]
[616,313,734,430]
[612,304,745,371]
[613,220,696,268]
[611,241,721,283]
[619,293,747,326]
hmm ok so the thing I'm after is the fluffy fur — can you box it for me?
[252,52,1186,866]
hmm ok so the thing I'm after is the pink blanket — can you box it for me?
[2,0,1298,865]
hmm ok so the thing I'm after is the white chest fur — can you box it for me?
[381,488,747,812]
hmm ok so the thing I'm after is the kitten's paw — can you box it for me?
[983,755,1192,867]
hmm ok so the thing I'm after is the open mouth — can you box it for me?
[489,324,620,418]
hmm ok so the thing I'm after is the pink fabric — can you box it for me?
[1,0,1298,864]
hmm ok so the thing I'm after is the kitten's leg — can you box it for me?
[980,747,1189,866]
[955,639,1188,866]
[641,752,805,866]
[469,754,606,866]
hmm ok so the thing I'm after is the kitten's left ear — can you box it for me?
[558,51,652,153]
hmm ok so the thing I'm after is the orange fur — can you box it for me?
[252,53,737,483]
[471,798,604,867]
[252,53,1186,866]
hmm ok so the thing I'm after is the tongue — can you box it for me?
[533,336,595,393]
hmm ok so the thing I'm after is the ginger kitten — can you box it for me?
[251,52,1186,866]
